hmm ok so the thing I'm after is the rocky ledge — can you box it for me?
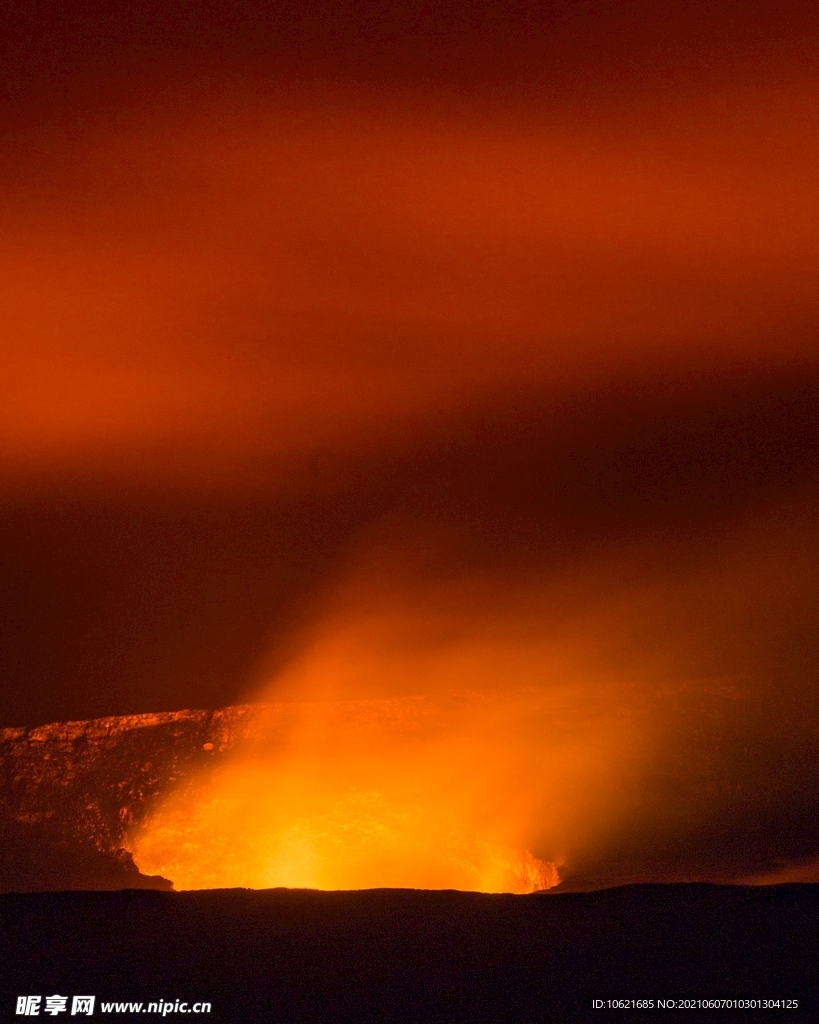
[0,704,266,892]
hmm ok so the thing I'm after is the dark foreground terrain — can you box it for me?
[1,884,817,1023]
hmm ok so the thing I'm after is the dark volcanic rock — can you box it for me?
[1,884,817,1023]
[0,705,263,892]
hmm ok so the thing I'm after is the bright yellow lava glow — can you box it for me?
[129,698,564,893]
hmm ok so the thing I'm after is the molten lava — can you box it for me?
[128,696,566,893]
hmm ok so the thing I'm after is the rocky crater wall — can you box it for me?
[0,704,264,892]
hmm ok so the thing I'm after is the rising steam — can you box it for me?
[129,496,819,892]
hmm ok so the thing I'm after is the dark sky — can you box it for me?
[2,0,819,887]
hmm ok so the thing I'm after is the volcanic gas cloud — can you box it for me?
[128,493,819,892]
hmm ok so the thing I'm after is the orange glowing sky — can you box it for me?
[3,0,819,891]
[2,79,819,488]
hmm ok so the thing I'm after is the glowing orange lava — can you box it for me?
[128,696,568,893]
[126,534,661,893]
